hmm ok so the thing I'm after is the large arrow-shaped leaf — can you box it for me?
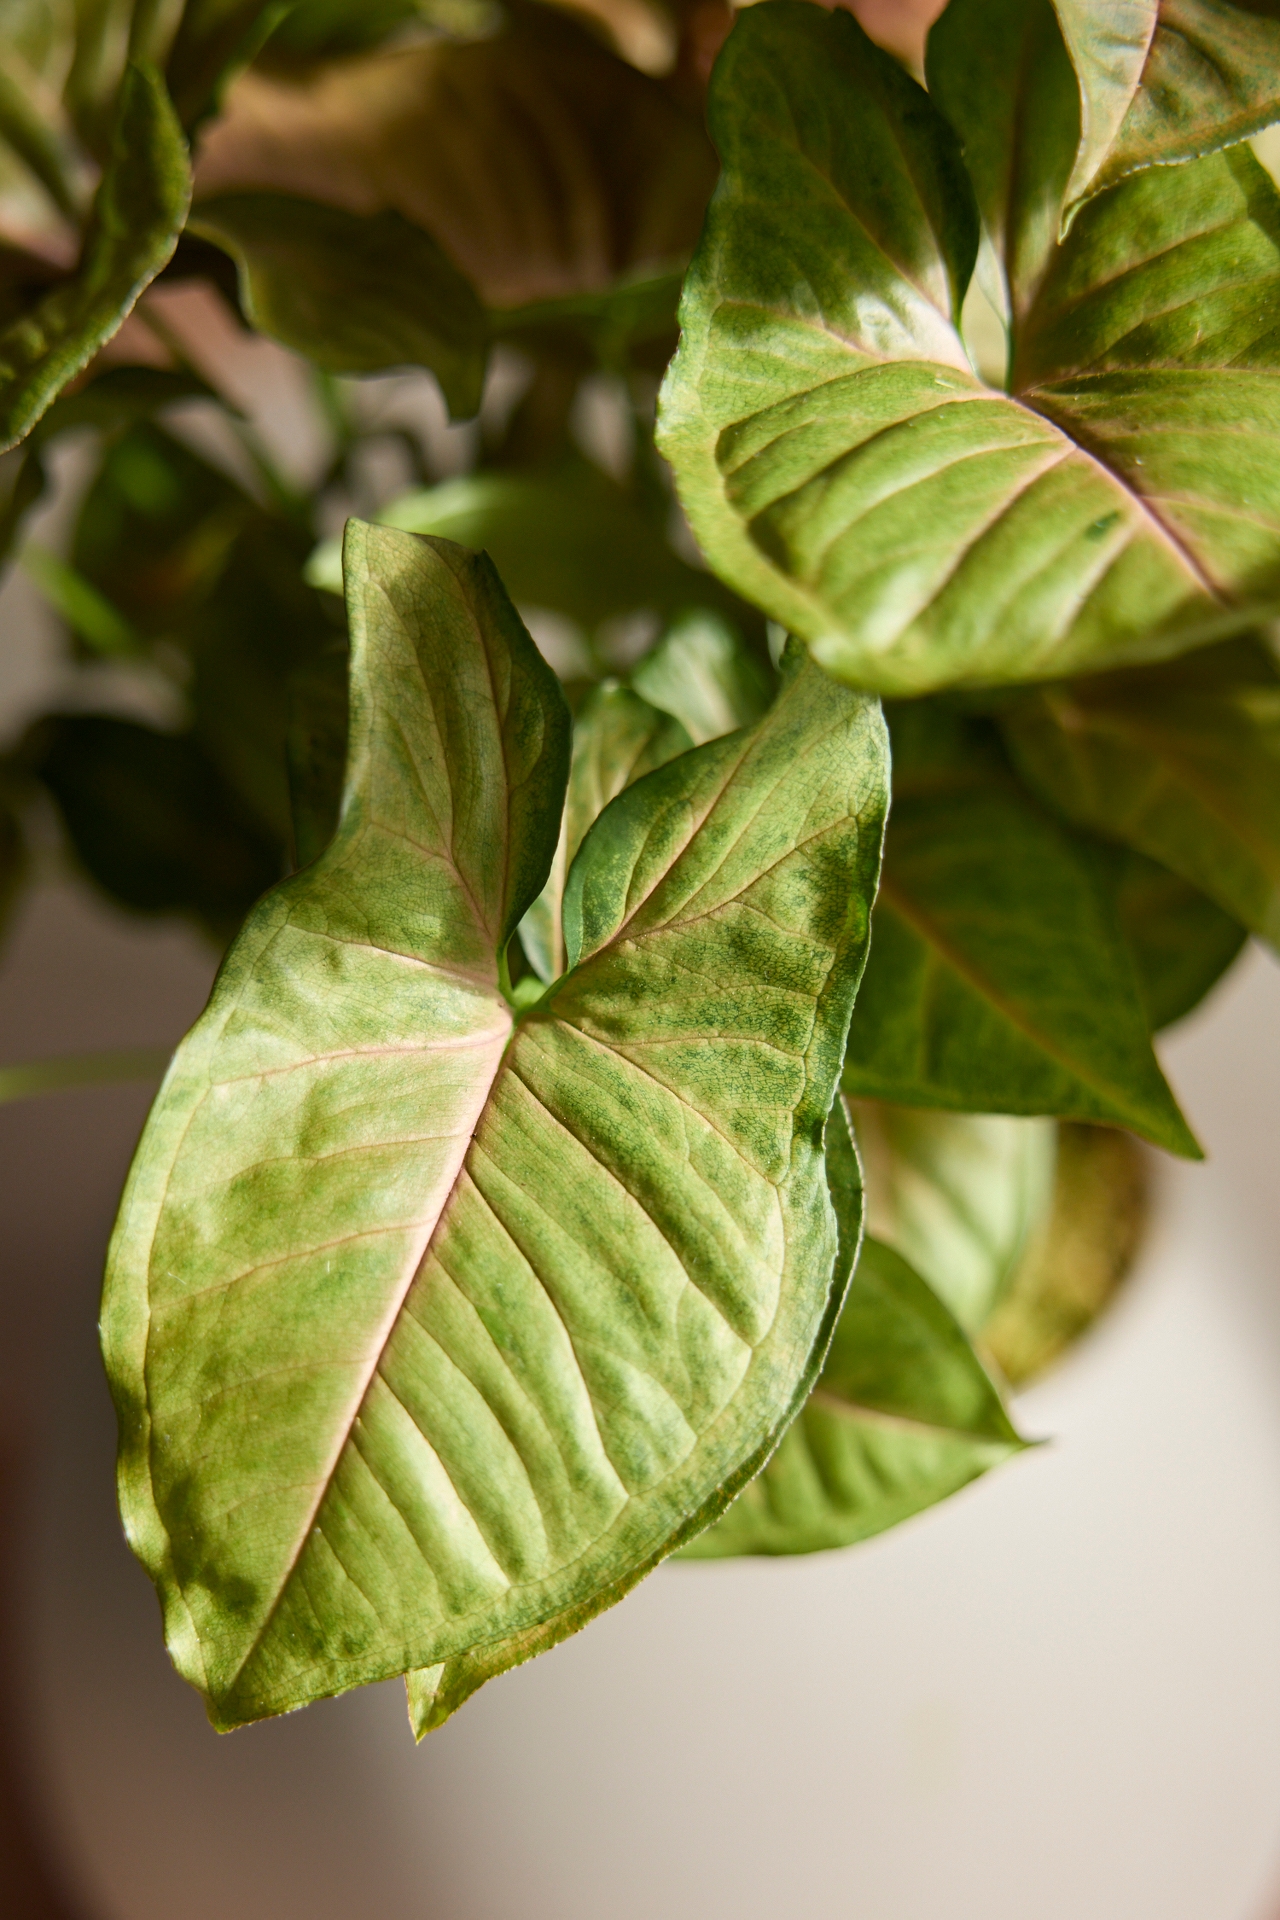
[103,523,889,1729]
[658,2,1280,698]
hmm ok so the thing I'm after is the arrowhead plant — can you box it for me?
[0,0,1278,1737]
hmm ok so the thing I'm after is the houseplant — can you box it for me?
[0,0,1278,1756]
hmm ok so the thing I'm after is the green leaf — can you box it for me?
[984,1120,1148,1382]
[0,42,91,222]
[1052,0,1280,220]
[285,641,349,871]
[1106,844,1247,1029]
[31,712,281,941]
[409,1089,864,1732]
[682,1232,1024,1559]
[926,0,1079,325]
[306,460,734,644]
[190,193,487,421]
[0,1044,170,1106]
[842,705,1199,1155]
[165,0,296,128]
[21,539,144,654]
[851,1099,1056,1335]
[630,609,772,746]
[659,3,1280,698]
[0,63,190,453]
[519,681,691,986]
[103,523,888,1730]
[1000,647,1280,948]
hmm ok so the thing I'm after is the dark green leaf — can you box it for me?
[659,3,1280,696]
[984,1120,1149,1382]
[519,680,692,984]
[71,418,248,635]
[190,192,487,421]
[0,798,27,946]
[842,706,1200,1155]
[103,524,888,1730]
[1107,844,1247,1029]
[0,63,190,452]
[31,712,281,941]
[1000,645,1280,946]
[22,540,144,654]
[1052,0,1280,219]
[165,0,296,128]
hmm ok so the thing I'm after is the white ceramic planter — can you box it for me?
[6,878,1280,1920]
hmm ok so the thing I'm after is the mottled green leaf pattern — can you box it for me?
[658,3,1280,697]
[103,524,889,1729]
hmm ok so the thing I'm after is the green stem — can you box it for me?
[0,1046,172,1107]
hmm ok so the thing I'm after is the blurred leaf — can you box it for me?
[260,0,427,63]
[1001,652,1280,949]
[31,711,280,940]
[191,512,337,842]
[21,538,143,652]
[71,417,248,633]
[630,608,771,744]
[1107,844,1247,1030]
[660,3,1280,700]
[191,192,487,420]
[285,638,347,868]
[984,1120,1149,1383]
[1052,0,1280,221]
[495,263,685,371]
[0,363,215,572]
[165,0,296,128]
[842,705,1199,1156]
[0,799,27,945]
[0,43,91,222]
[684,1214,1024,1559]
[851,1100,1056,1335]
[0,1043,170,1105]
[0,62,190,451]
[520,680,691,982]
[194,8,716,311]
[308,460,732,640]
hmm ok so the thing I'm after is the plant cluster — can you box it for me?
[0,0,1278,1735]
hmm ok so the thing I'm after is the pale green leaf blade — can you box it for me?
[683,1234,1024,1560]
[1001,640,1280,946]
[1052,0,1158,213]
[105,532,889,1730]
[630,609,771,746]
[659,4,1280,696]
[1057,0,1280,218]
[520,681,691,986]
[852,1100,1056,1334]
[190,192,487,420]
[842,708,1200,1156]
[0,62,190,452]
[985,1121,1149,1382]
